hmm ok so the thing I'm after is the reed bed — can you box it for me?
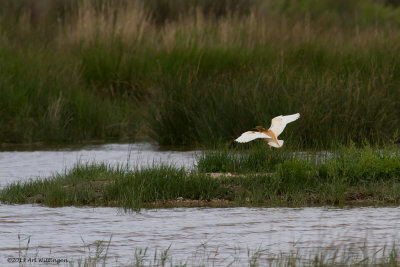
[1,144,399,210]
[0,0,399,148]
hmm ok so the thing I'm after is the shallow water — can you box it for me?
[1,205,399,266]
[0,144,399,266]
[0,143,197,188]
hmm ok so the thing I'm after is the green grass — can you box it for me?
[198,142,400,176]
[0,0,399,148]
[1,144,399,210]
[196,144,296,173]
[0,45,140,144]
[0,163,229,210]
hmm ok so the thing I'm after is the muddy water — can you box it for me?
[0,144,399,266]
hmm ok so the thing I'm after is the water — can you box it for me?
[0,143,197,188]
[1,206,399,266]
[0,144,399,266]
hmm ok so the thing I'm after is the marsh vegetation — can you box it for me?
[0,0,399,148]
[1,143,399,210]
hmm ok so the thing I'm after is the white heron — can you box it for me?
[235,113,300,148]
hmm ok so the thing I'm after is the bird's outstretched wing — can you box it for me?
[282,113,300,124]
[235,131,272,143]
[269,113,300,137]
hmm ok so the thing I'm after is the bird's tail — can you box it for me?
[268,140,284,148]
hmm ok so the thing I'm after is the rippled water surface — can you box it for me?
[1,206,400,266]
[0,143,197,188]
[0,144,399,266]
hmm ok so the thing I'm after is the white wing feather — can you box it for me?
[235,131,272,143]
[269,113,300,137]
[282,113,300,124]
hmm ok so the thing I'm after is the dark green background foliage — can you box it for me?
[0,0,399,148]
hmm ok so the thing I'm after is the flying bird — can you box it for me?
[235,113,300,148]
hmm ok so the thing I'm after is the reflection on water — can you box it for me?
[0,143,197,188]
[0,205,399,265]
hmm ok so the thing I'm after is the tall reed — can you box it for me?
[0,0,399,148]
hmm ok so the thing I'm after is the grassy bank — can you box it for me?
[0,0,399,148]
[1,144,399,210]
